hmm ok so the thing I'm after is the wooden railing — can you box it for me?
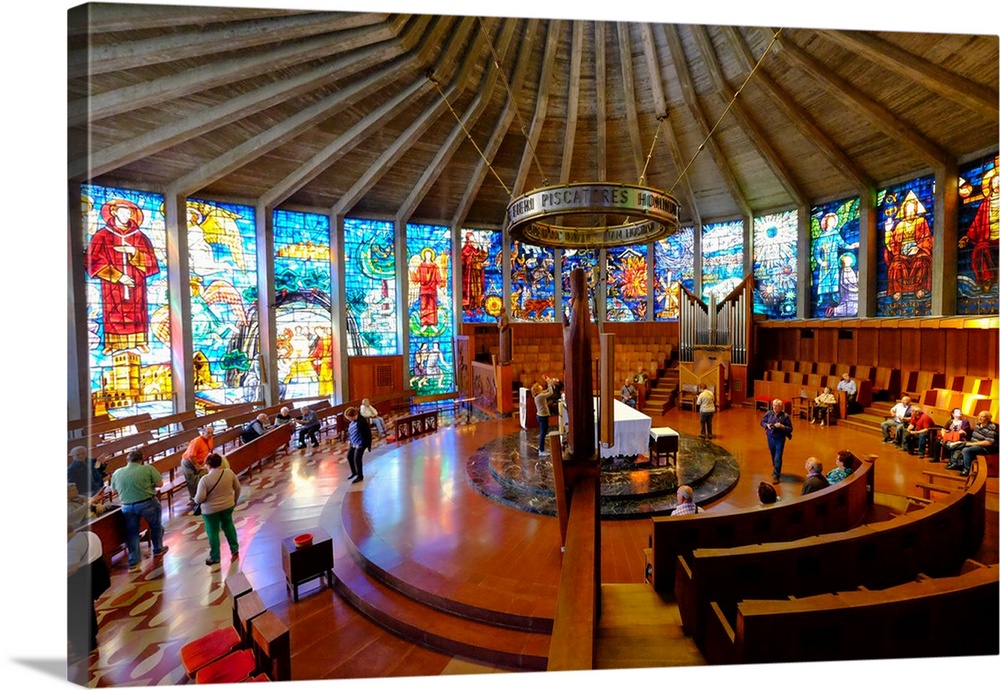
[649,454,874,594]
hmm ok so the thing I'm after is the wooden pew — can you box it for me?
[649,454,873,594]
[676,457,988,649]
[224,425,293,480]
[180,402,257,430]
[70,430,153,462]
[133,410,198,436]
[79,412,152,440]
[705,561,999,665]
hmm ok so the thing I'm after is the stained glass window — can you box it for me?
[752,211,798,319]
[561,248,599,319]
[702,220,744,302]
[957,153,999,315]
[343,218,397,356]
[876,174,935,316]
[654,226,694,321]
[187,198,259,405]
[510,240,555,322]
[606,244,649,321]
[809,197,860,318]
[82,184,172,418]
[460,228,504,323]
[273,209,333,399]
[406,223,454,395]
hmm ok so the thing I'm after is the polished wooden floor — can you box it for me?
[68,403,999,687]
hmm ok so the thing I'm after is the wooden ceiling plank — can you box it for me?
[69,5,310,36]
[691,25,806,207]
[72,38,402,181]
[451,18,541,229]
[559,21,584,183]
[69,12,388,79]
[663,24,753,219]
[596,22,608,182]
[332,16,481,216]
[398,18,517,223]
[509,20,563,198]
[724,26,873,192]
[68,16,411,128]
[823,30,999,121]
[776,31,954,170]
[639,23,701,227]
[617,23,646,183]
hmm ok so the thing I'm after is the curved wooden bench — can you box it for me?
[676,457,988,649]
[705,561,998,665]
[649,453,874,594]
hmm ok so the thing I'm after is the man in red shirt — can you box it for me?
[182,426,215,512]
[900,406,936,458]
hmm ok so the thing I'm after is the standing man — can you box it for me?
[532,382,554,457]
[182,426,215,514]
[110,450,168,573]
[836,372,858,413]
[345,407,372,484]
[696,383,716,439]
[761,399,793,484]
[881,396,912,445]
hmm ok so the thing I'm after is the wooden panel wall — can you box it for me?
[348,355,405,401]
[755,322,998,381]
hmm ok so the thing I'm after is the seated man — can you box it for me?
[810,386,837,425]
[801,457,830,495]
[672,484,703,515]
[880,396,911,445]
[620,378,639,409]
[296,406,321,448]
[67,446,110,499]
[948,411,998,477]
[360,398,387,436]
[240,413,269,443]
[900,406,936,457]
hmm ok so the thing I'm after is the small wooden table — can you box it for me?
[649,427,679,466]
[280,528,334,602]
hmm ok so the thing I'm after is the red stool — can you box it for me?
[194,648,256,684]
[180,627,241,678]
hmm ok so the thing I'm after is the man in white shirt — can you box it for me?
[360,398,387,436]
[881,396,912,444]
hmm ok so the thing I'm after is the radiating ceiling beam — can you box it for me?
[68,16,410,127]
[595,22,608,182]
[723,26,873,192]
[663,24,753,219]
[822,30,999,121]
[233,18,451,208]
[71,35,402,181]
[558,21,584,182]
[617,23,646,183]
[331,16,480,216]
[68,4,309,35]
[397,18,516,223]
[691,25,806,207]
[775,31,953,170]
[509,19,563,197]
[452,18,541,228]
[639,23,701,227]
[69,12,388,78]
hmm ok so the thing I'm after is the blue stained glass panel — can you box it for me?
[752,211,798,319]
[460,228,504,323]
[809,197,860,318]
[82,184,173,418]
[702,220,744,302]
[876,175,935,316]
[957,153,999,315]
[273,209,333,399]
[606,244,649,322]
[561,248,599,319]
[407,224,454,395]
[187,198,260,405]
[654,226,694,321]
[510,240,555,322]
[343,218,397,356]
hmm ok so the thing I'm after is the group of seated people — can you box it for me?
[881,398,997,477]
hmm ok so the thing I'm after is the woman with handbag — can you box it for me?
[194,453,242,566]
[934,408,972,463]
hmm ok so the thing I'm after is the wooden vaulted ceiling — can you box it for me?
[68,3,999,230]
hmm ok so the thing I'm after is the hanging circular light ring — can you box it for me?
[506,182,680,248]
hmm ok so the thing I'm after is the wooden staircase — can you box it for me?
[838,399,894,438]
[642,362,678,416]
